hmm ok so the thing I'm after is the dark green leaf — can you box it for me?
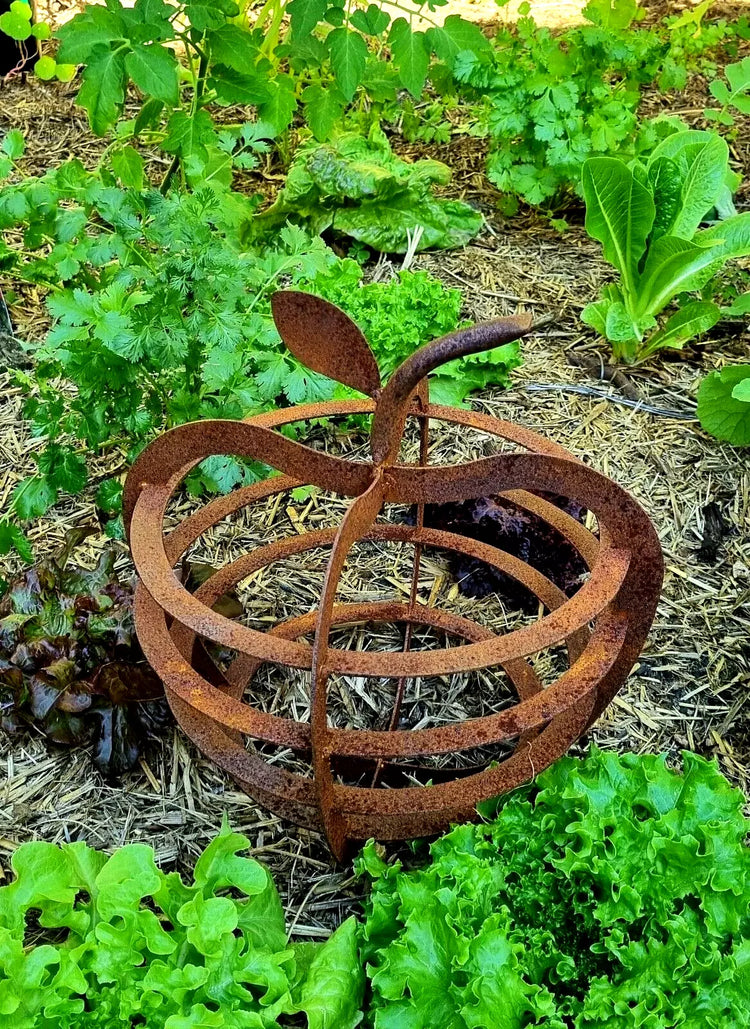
[288,0,326,37]
[1,130,25,160]
[125,42,179,104]
[427,15,492,68]
[327,27,367,102]
[95,479,124,514]
[133,97,164,135]
[184,0,239,32]
[162,108,218,161]
[350,4,390,35]
[389,19,429,99]
[206,23,260,71]
[209,66,270,106]
[12,476,57,520]
[0,520,33,562]
[56,4,125,65]
[256,74,296,137]
[77,45,127,136]
[302,83,346,141]
[111,146,145,190]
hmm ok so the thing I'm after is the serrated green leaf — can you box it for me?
[209,65,270,106]
[256,74,296,137]
[288,0,326,37]
[12,475,57,520]
[162,108,218,161]
[36,444,88,494]
[125,42,179,105]
[1,130,24,160]
[0,520,33,562]
[95,478,124,514]
[427,15,492,68]
[327,27,367,103]
[301,83,346,141]
[77,45,127,136]
[350,3,389,36]
[184,0,239,32]
[389,18,429,99]
[205,23,260,71]
[111,145,145,189]
[56,4,125,65]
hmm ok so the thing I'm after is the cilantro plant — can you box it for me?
[697,364,750,446]
[0,820,363,1028]
[1,146,510,533]
[0,159,339,516]
[357,747,750,1028]
[251,125,483,253]
[452,0,665,207]
[581,130,750,362]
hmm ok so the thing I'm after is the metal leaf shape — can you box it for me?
[271,291,381,397]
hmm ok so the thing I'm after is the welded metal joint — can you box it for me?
[125,292,663,860]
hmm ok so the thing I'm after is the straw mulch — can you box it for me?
[1,27,749,930]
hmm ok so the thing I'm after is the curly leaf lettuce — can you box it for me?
[0,820,363,1028]
[357,748,750,1028]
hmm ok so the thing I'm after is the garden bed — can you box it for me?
[1,5,749,942]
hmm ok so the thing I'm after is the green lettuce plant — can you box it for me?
[250,125,483,253]
[0,820,363,1028]
[357,747,750,1028]
[581,129,750,362]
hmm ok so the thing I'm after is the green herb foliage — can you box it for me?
[357,747,750,1028]
[250,125,483,253]
[0,819,363,1027]
[697,364,750,446]
[581,130,750,362]
[658,1,746,91]
[705,56,750,128]
[452,0,664,207]
[2,150,512,524]
[54,0,490,189]
[0,538,169,779]
[450,0,744,208]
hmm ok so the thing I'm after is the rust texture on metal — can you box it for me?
[125,291,664,860]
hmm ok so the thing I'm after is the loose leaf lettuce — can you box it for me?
[0,821,364,1028]
[357,748,750,1028]
[250,125,483,253]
